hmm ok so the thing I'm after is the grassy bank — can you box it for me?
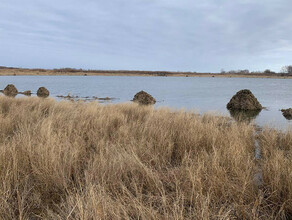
[1,67,292,79]
[0,97,291,219]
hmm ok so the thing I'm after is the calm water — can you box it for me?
[0,75,292,129]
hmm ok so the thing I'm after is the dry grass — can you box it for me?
[0,96,291,219]
[258,128,292,219]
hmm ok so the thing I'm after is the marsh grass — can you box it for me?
[258,128,292,219]
[0,96,290,219]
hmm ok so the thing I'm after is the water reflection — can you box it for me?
[229,109,262,123]
[283,115,292,120]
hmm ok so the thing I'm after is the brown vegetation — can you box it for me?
[281,108,292,120]
[37,87,50,98]
[227,89,263,111]
[3,84,18,97]
[258,128,292,219]
[132,90,156,105]
[0,96,291,219]
[20,90,32,96]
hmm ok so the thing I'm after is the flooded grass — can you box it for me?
[56,94,116,102]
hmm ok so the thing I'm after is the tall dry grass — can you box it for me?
[258,128,292,219]
[0,96,290,219]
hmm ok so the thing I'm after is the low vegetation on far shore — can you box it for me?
[0,96,291,219]
[0,65,292,78]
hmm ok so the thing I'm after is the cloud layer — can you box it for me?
[0,0,291,72]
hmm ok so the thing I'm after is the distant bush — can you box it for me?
[0,66,19,70]
[227,69,250,75]
[281,65,292,75]
[224,69,277,75]
[31,68,47,72]
[53,68,82,73]
[262,69,276,75]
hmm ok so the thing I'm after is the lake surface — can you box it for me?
[0,75,292,129]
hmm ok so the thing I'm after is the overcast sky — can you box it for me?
[0,0,291,72]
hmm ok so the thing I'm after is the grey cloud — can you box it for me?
[0,0,291,71]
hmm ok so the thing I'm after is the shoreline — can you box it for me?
[1,68,292,79]
[1,91,290,131]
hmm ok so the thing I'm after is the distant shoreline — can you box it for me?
[1,67,292,79]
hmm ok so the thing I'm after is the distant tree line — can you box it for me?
[1,65,292,76]
[221,65,292,76]
[281,65,292,74]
